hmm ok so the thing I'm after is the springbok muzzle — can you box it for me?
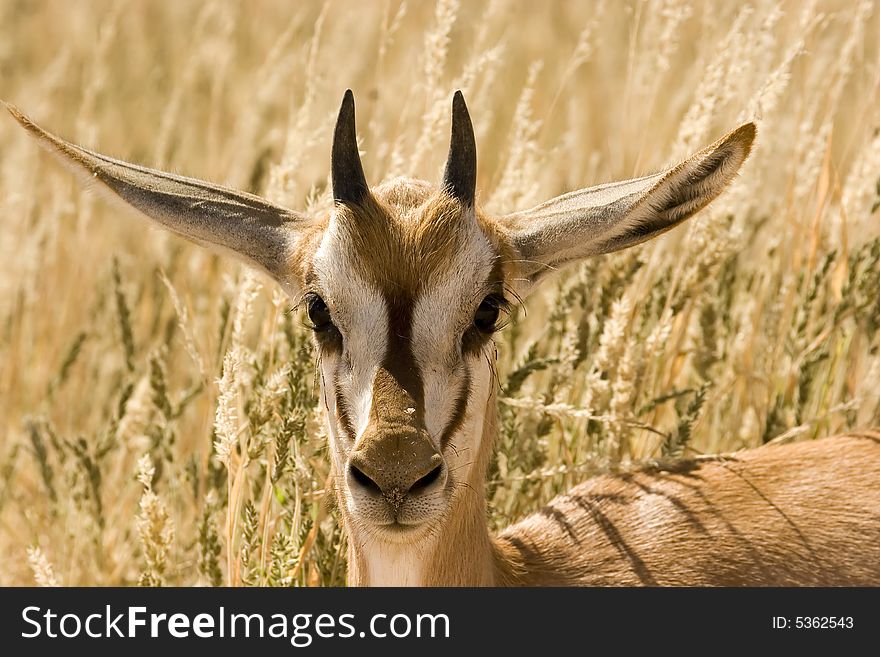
[346,368,446,518]
[348,428,445,514]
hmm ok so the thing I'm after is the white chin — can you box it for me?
[373,521,432,544]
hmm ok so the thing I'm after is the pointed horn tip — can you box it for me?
[336,90,356,125]
[332,90,368,204]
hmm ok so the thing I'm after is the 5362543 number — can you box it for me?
[794,617,853,629]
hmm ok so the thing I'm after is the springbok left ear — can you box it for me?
[5,102,312,295]
[500,123,756,287]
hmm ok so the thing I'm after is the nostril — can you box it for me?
[349,464,382,495]
[409,464,443,494]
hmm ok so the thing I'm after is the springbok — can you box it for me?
[6,92,880,586]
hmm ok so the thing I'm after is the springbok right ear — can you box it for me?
[5,102,312,294]
[500,123,756,289]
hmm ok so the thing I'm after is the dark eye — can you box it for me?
[474,294,506,333]
[307,295,333,331]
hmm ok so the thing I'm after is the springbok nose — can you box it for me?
[348,430,445,504]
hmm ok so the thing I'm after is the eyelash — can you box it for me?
[474,294,510,333]
[300,292,342,346]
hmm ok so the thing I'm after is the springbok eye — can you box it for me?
[474,294,506,333]
[306,295,333,332]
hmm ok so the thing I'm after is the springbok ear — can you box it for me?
[500,123,756,287]
[5,102,312,294]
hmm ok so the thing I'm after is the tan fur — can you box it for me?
[346,376,880,586]
[9,101,877,587]
[372,376,880,586]
[351,367,441,494]
[344,388,502,586]
[420,388,502,586]
[325,179,508,297]
[493,432,880,586]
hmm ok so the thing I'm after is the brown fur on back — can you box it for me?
[494,433,880,586]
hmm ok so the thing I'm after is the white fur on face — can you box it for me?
[312,207,500,586]
[411,212,496,481]
[312,216,387,468]
[353,353,494,588]
[447,350,493,483]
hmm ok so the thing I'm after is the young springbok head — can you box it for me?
[6,92,758,585]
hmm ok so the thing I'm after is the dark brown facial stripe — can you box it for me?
[376,293,425,424]
[440,366,471,448]
[314,190,511,450]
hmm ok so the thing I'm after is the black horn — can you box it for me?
[331,89,369,205]
[442,90,477,207]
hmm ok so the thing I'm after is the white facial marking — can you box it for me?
[361,541,430,587]
[447,352,493,483]
[411,212,495,440]
[357,346,493,587]
[314,203,500,586]
[313,215,388,451]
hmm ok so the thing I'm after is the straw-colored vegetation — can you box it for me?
[1,0,878,586]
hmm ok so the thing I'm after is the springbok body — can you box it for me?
[7,92,880,586]
[495,432,880,586]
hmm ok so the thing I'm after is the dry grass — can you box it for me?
[0,0,878,586]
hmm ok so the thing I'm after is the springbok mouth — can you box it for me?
[374,519,429,536]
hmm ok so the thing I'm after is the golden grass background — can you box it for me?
[1,0,878,585]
